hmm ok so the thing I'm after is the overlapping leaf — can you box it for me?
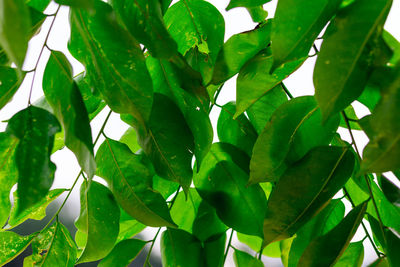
[0,231,35,265]
[233,249,264,267]
[98,239,147,267]
[0,67,20,109]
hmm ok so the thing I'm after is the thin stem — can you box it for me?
[144,227,162,267]
[258,247,264,260]
[209,83,225,113]
[168,185,181,210]
[281,82,293,99]
[27,5,61,106]
[223,229,234,264]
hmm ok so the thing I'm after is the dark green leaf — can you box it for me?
[75,180,120,263]
[161,228,204,267]
[0,231,35,265]
[298,201,368,267]
[0,0,31,69]
[98,239,147,267]
[368,257,389,267]
[55,0,94,8]
[152,174,179,200]
[334,241,364,267]
[217,102,257,156]
[69,0,153,129]
[288,199,346,267]
[25,221,77,266]
[314,0,392,120]
[203,233,226,267]
[0,133,18,227]
[43,51,95,179]
[111,0,177,59]
[96,138,176,227]
[379,175,400,207]
[233,248,264,267]
[246,84,288,134]
[0,66,20,109]
[74,73,105,119]
[164,0,225,81]
[210,21,272,85]
[263,146,355,246]
[250,96,340,183]
[226,0,270,10]
[235,48,303,117]
[271,0,341,70]
[6,106,61,214]
[26,0,51,11]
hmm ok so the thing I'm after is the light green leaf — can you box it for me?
[117,209,146,243]
[297,201,368,266]
[271,0,341,70]
[119,127,140,154]
[233,248,264,267]
[96,138,176,227]
[237,232,281,258]
[54,0,94,8]
[6,106,61,215]
[314,0,392,120]
[263,146,355,246]
[334,241,364,267]
[75,180,120,263]
[0,66,20,110]
[368,257,389,267]
[226,0,270,10]
[383,30,400,66]
[99,239,147,267]
[250,96,340,183]
[0,231,35,265]
[246,6,268,23]
[43,51,95,180]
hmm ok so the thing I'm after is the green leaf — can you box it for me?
[297,201,368,266]
[25,221,77,266]
[43,51,95,179]
[75,180,120,263]
[237,232,281,258]
[383,31,400,66]
[164,0,225,81]
[6,106,61,214]
[161,228,204,267]
[152,174,179,200]
[111,0,178,59]
[74,73,105,119]
[250,96,340,183]
[233,248,264,267]
[288,199,346,267]
[379,175,400,207]
[226,0,270,10]
[119,127,140,154]
[0,231,35,265]
[69,0,153,129]
[0,133,18,227]
[195,156,267,237]
[334,241,364,267]
[271,0,341,70]
[96,138,176,227]
[263,146,355,246]
[116,209,146,243]
[339,105,362,130]
[146,57,212,167]
[246,6,268,23]
[246,84,288,134]
[368,258,390,267]
[54,0,94,9]
[210,21,272,85]
[0,0,31,69]
[217,102,257,156]
[26,0,51,12]
[98,239,147,267]
[235,48,303,117]
[134,93,195,192]
[314,0,392,120]
[7,189,66,229]
[0,66,20,110]
[203,233,226,267]
[359,68,400,173]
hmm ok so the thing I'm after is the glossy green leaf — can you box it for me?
[116,209,146,243]
[7,189,66,229]
[193,143,265,236]
[75,180,120,263]
[233,248,264,267]
[237,232,281,258]
[161,228,204,267]
[210,21,272,85]
[43,51,95,179]
[146,57,212,167]
[26,0,51,11]
[379,175,400,207]
[368,257,389,267]
[69,0,153,129]
[6,106,61,215]
[246,84,288,134]
[263,146,355,246]
[0,66,20,109]
[134,93,195,192]
[98,239,147,267]
[246,6,268,23]
[250,96,340,183]
[0,0,31,69]
[271,0,341,70]
[288,199,346,267]
[96,138,176,227]
[0,132,18,227]
[25,221,77,266]
[217,102,257,156]
[383,31,400,66]
[226,0,269,10]
[359,68,400,173]
[334,241,364,267]
[119,127,140,154]
[111,0,177,59]
[298,201,368,267]
[235,48,304,117]
[314,0,392,120]
[54,0,94,8]
[74,73,105,119]
[339,105,362,130]
[164,0,225,81]
[203,233,226,267]
[0,231,35,265]
[153,174,179,200]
